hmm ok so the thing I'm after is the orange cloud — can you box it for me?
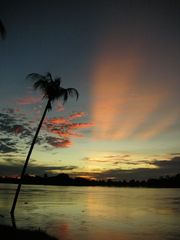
[44,113,94,147]
[67,122,95,130]
[68,112,87,120]
[136,109,179,140]
[49,117,70,124]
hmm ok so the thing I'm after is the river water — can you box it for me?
[0,184,180,240]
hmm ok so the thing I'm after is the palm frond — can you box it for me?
[62,89,68,103]
[26,73,46,81]
[33,79,47,91]
[54,77,61,86]
[46,72,53,81]
[67,88,79,100]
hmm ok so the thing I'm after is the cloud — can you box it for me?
[0,142,17,153]
[68,112,87,120]
[136,110,179,139]
[44,113,94,147]
[97,161,180,180]
[0,158,78,176]
[46,166,78,174]
[67,122,95,130]
[48,117,70,125]
[82,154,136,164]
[170,153,180,156]
[0,109,35,155]
[91,35,178,141]
[152,157,180,170]
[17,96,41,105]
[0,107,94,153]
[55,102,64,112]
[46,136,72,148]
[47,112,87,125]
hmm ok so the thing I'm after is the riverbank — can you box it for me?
[0,224,57,240]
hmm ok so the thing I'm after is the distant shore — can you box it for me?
[0,173,180,188]
[0,224,57,240]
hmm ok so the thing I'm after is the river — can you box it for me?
[0,184,180,240]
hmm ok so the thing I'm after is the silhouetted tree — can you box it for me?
[0,19,6,39]
[10,72,79,216]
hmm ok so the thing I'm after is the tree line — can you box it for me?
[0,173,180,188]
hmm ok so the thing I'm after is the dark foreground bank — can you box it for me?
[0,224,57,240]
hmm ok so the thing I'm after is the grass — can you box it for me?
[0,224,57,240]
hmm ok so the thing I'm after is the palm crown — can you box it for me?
[27,72,79,109]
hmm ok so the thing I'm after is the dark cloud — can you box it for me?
[0,159,78,176]
[0,142,17,153]
[95,157,180,180]
[75,156,180,180]
[105,154,130,159]
[152,157,180,170]
[0,109,35,154]
[46,136,72,148]
[81,154,148,166]
[45,166,78,171]
[1,155,180,180]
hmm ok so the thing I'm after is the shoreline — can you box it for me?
[0,224,57,240]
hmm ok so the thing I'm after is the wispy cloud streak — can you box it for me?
[91,40,178,140]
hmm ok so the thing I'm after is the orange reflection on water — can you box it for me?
[57,223,70,240]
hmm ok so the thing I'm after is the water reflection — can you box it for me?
[0,184,180,240]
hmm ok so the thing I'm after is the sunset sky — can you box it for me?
[0,0,180,180]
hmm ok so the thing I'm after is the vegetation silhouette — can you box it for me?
[0,224,57,240]
[10,72,79,216]
[0,19,6,39]
[2,173,180,188]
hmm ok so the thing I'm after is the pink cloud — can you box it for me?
[68,112,87,120]
[17,96,41,105]
[54,139,72,148]
[48,117,70,125]
[51,129,83,138]
[67,122,95,130]
[45,114,94,140]
[43,113,94,148]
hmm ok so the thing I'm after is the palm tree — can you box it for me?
[0,19,6,39]
[10,72,79,216]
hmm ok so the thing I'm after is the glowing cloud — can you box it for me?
[48,117,70,125]
[44,112,94,147]
[68,112,87,120]
[91,38,176,140]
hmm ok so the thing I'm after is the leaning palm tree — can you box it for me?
[10,72,79,216]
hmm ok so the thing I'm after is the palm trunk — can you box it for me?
[10,99,51,216]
